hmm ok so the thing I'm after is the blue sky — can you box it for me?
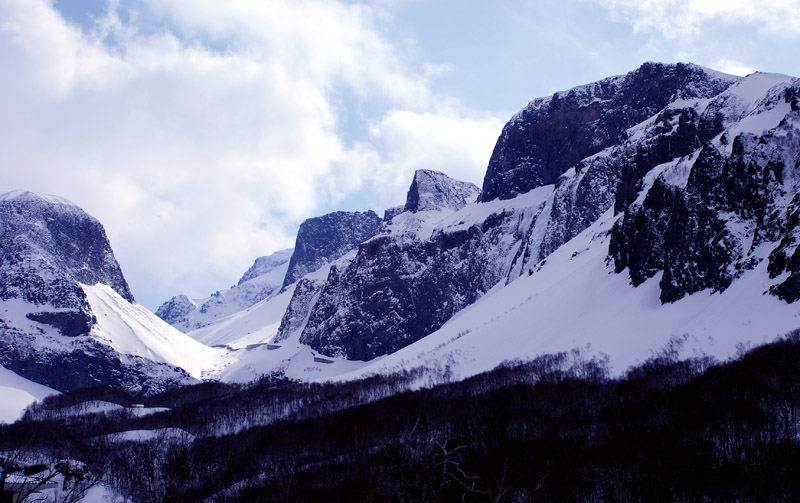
[2,0,799,309]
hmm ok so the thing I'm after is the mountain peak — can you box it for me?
[478,62,739,202]
[281,210,383,288]
[237,248,294,285]
[0,189,81,210]
[0,189,134,303]
[404,169,479,213]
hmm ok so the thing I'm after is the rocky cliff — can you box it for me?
[0,191,205,393]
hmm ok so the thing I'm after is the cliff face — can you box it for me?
[0,191,201,393]
[281,211,383,289]
[610,76,800,303]
[0,191,133,337]
[479,63,736,203]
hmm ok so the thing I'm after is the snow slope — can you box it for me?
[188,251,368,382]
[187,284,297,350]
[0,364,56,423]
[84,284,227,379]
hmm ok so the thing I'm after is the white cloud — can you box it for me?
[597,0,800,37]
[0,0,503,308]
[368,110,504,200]
[711,59,756,77]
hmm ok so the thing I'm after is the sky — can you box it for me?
[1,0,798,310]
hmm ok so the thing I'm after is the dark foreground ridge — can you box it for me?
[3,332,799,502]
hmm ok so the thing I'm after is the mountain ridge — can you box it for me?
[3,61,800,399]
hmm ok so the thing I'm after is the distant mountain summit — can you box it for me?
[404,169,479,213]
[238,249,293,285]
[156,248,293,332]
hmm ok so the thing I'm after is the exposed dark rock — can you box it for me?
[274,278,325,343]
[154,294,196,327]
[383,206,405,221]
[0,191,133,304]
[26,310,96,338]
[297,204,532,361]
[281,210,383,288]
[612,107,798,303]
[0,322,194,393]
[479,62,737,203]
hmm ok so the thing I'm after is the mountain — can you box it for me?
[281,210,383,289]
[155,248,293,332]
[286,64,743,361]
[284,169,481,360]
[263,63,800,370]
[478,62,736,202]
[0,191,222,393]
[175,63,800,383]
[267,64,791,383]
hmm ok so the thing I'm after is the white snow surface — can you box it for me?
[0,364,56,423]
[55,400,169,418]
[84,284,227,378]
[188,283,297,350]
[104,427,192,443]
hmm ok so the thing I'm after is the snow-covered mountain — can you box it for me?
[208,62,800,383]
[4,61,800,399]
[0,191,224,394]
[290,63,800,365]
[285,169,483,360]
[156,248,293,332]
